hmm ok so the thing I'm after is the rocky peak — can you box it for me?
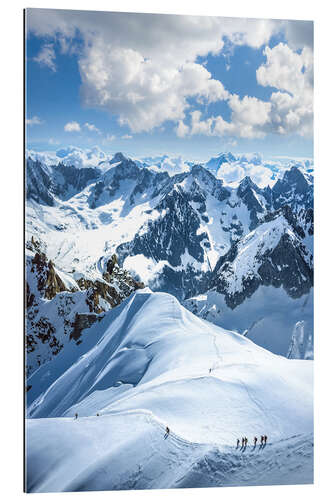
[110,152,127,164]
[272,166,313,210]
[30,251,68,300]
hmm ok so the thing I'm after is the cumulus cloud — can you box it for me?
[84,122,100,133]
[26,11,283,133]
[177,42,313,139]
[215,157,276,187]
[175,120,190,138]
[55,146,107,168]
[79,43,228,132]
[26,10,313,137]
[64,121,81,132]
[178,95,271,139]
[26,116,43,126]
[33,43,56,71]
[256,43,313,136]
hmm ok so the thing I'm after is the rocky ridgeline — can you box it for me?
[26,240,144,377]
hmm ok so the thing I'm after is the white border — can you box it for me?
[1,1,331,499]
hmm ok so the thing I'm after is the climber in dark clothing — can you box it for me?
[74,413,78,420]
[264,435,268,445]
[164,426,170,439]
[254,436,258,447]
[260,435,264,446]
[236,438,240,449]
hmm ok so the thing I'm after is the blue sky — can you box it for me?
[25,10,313,161]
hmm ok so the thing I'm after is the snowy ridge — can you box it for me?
[26,289,313,492]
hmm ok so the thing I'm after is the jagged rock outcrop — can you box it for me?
[25,246,144,377]
[210,213,313,309]
[26,158,101,206]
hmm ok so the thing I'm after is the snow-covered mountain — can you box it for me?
[184,205,313,356]
[26,289,313,492]
[25,151,313,359]
[134,154,193,174]
[25,149,314,491]
[25,236,144,376]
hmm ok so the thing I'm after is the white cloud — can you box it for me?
[178,95,271,140]
[257,43,313,136]
[227,94,271,138]
[216,158,275,187]
[84,122,100,133]
[33,43,56,71]
[175,120,190,138]
[26,11,313,138]
[55,146,107,168]
[26,11,281,134]
[178,43,313,139]
[121,134,132,140]
[79,42,228,132]
[64,121,81,132]
[106,134,116,142]
[26,116,43,126]
[48,138,60,145]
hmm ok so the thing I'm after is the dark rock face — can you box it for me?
[211,216,313,310]
[51,164,100,200]
[26,158,101,205]
[88,157,172,209]
[117,186,211,299]
[70,313,100,342]
[29,251,68,300]
[237,176,272,230]
[272,166,313,210]
[26,154,314,332]
[26,158,55,206]
[25,246,144,376]
[190,164,230,202]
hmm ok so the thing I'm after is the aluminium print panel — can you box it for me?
[24,8,314,493]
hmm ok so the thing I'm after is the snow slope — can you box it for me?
[185,287,313,357]
[26,289,313,492]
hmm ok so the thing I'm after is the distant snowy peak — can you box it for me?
[134,154,193,175]
[211,211,313,309]
[26,158,101,205]
[205,152,237,173]
[87,157,170,209]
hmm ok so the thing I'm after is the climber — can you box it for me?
[164,426,170,439]
[74,413,78,420]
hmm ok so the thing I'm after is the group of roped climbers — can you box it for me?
[236,435,267,449]
[73,413,268,451]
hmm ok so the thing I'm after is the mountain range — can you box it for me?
[25,149,314,491]
[25,150,313,375]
